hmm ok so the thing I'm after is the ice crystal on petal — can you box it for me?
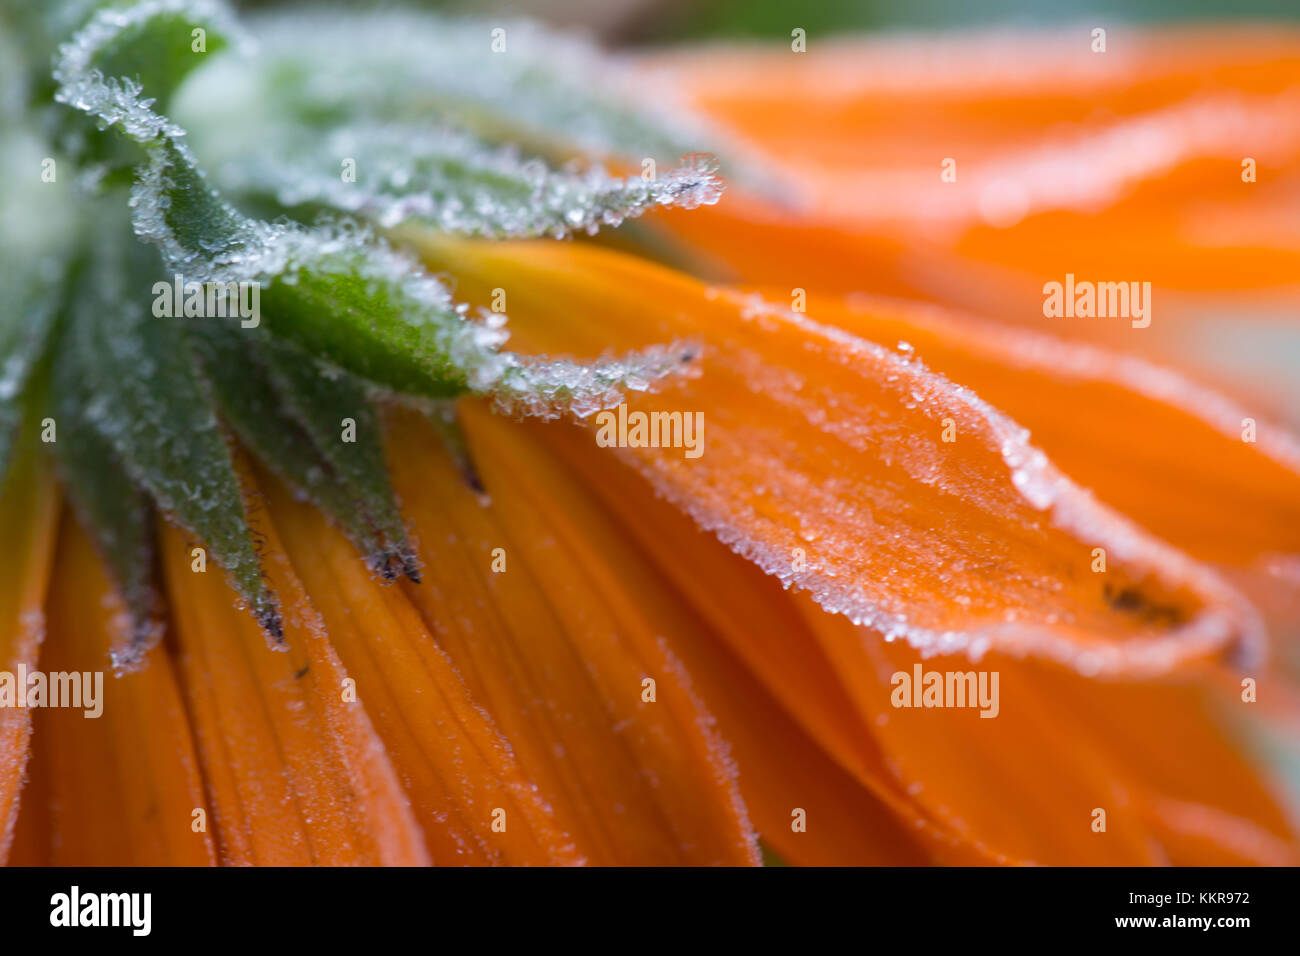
[489,343,701,421]
[621,290,1266,679]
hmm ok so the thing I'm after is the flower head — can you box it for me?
[1,0,1298,866]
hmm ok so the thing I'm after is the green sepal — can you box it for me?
[48,279,163,669]
[188,318,416,581]
[259,336,419,581]
[63,205,281,641]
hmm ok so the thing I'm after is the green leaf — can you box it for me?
[135,131,697,417]
[0,127,76,485]
[188,319,416,581]
[48,277,162,669]
[64,204,281,640]
[183,122,724,239]
[86,0,230,106]
[166,7,772,236]
[0,261,62,484]
[173,8,727,168]
[52,3,509,397]
[259,336,419,581]
[55,0,698,420]
[47,0,238,176]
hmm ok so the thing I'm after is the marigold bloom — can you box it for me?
[1,3,1297,867]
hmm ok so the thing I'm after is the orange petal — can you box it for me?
[653,200,1300,451]
[527,412,884,782]
[646,27,1300,252]
[11,510,215,865]
[805,609,1299,864]
[647,27,1300,149]
[647,27,1300,420]
[807,615,1166,864]
[461,402,1287,866]
[348,405,760,865]
[159,477,430,866]
[788,290,1300,565]
[1024,664,1299,865]
[510,412,984,864]
[256,461,587,866]
[664,624,930,866]
[409,235,1264,680]
[0,446,59,863]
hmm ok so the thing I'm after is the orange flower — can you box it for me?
[4,16,1299,868]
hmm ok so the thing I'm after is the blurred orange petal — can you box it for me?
[11,512,215,865]
[0,447,58,863]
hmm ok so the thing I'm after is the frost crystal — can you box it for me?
[489,342,702,421]
[632,290,1265,679]
[209,125,725,238]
